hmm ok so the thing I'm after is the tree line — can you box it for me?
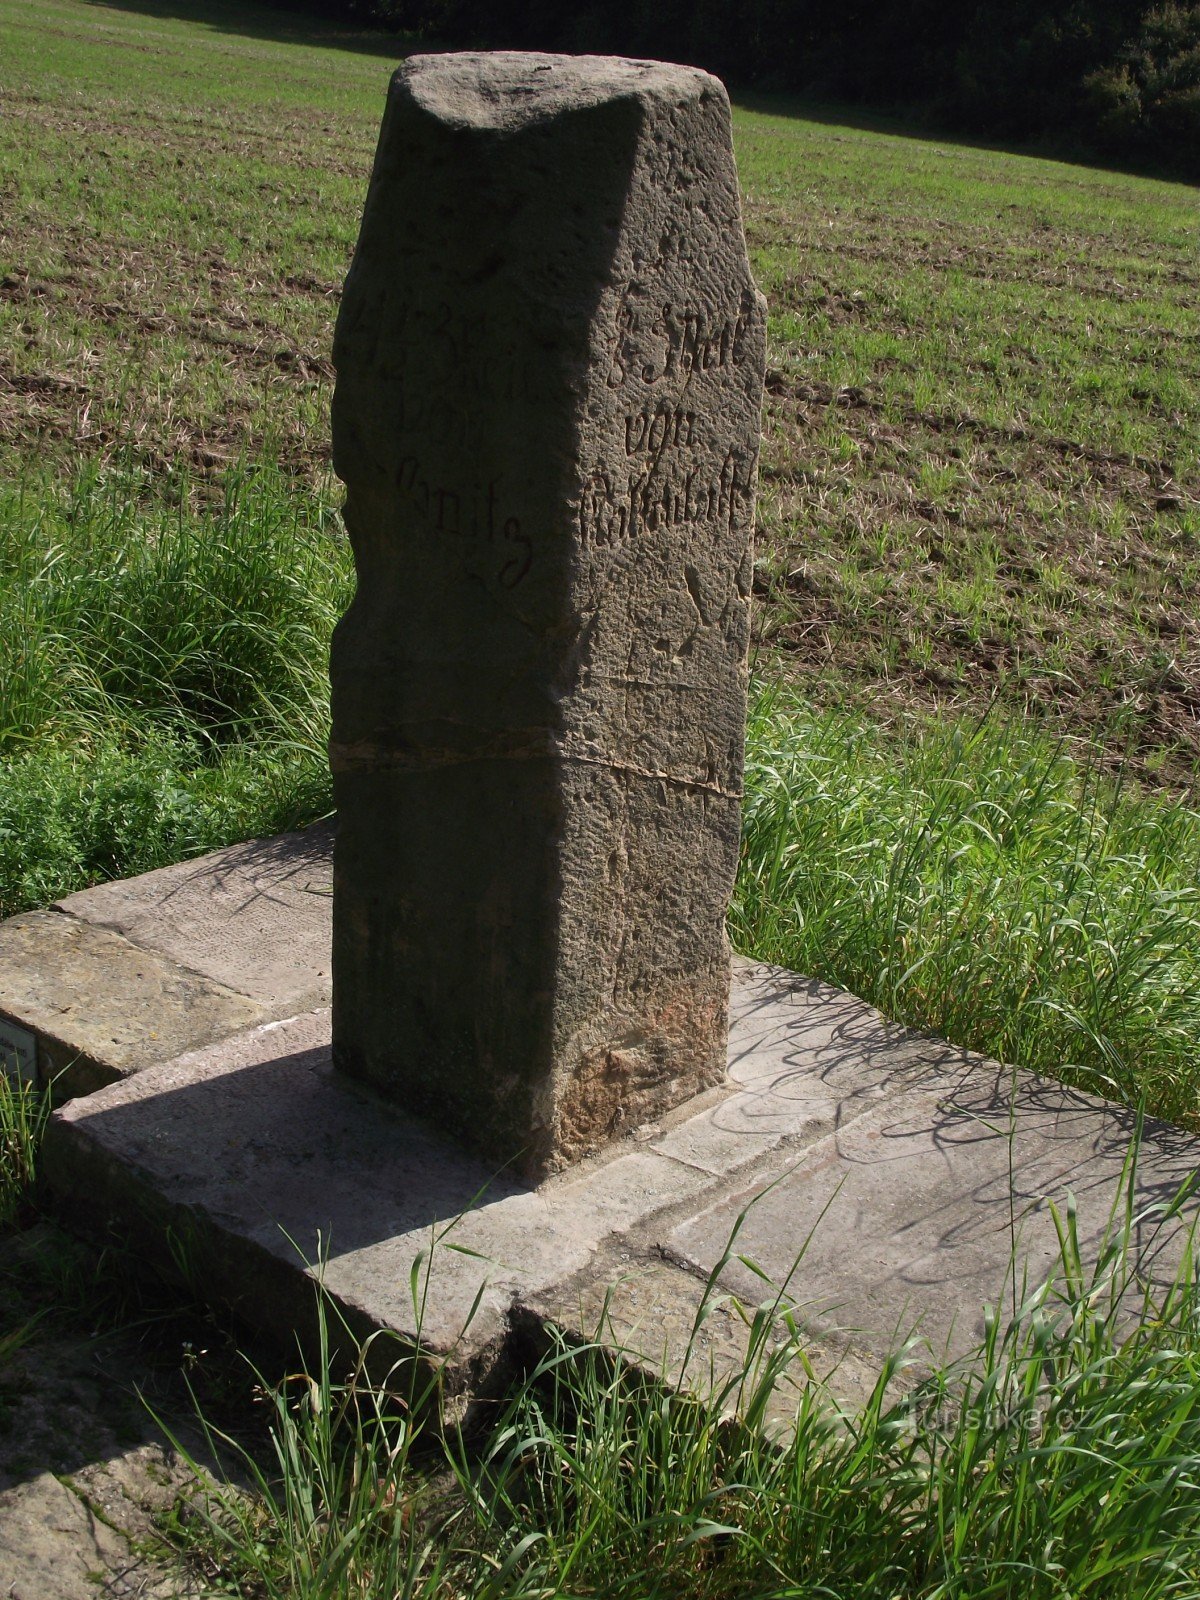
[319,0,1199,178]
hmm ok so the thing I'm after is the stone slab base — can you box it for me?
[0,823,333,1096]
[0,911,264,1099]
[41,957,1200,1414]
[54,821,334,1013]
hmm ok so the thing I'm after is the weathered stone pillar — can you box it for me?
[330,52,765,1180]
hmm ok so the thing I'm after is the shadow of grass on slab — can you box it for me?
[733,683,1200,1129]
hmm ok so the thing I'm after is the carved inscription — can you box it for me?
[624,404,695,458]
[367,299,544,583]
[579,452,752,550]
[584,283,758,555]
[607,288,757,388]
[396,455,532,588]
[387,282,757,580]
[375,302,535,410]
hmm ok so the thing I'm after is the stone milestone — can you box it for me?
[330,52,766,1179]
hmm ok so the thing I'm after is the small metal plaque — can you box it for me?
[0,1016,38,1088]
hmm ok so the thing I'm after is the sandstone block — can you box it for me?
[0,910,264,1099]
[330,53,766,1178]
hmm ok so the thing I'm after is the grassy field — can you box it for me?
[4,3,1200,1594]
[4,0,1198,779]
[5,0,1200,1122]
[0,0,390,485]
[740,109,1200,787]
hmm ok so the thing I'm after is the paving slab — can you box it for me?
[1,1471,151,1600]
[0,824,334,1094]
[0,911,265,1099]
[55,820,334,1014]
[42,1008,742,1408]
[663,1052,1200,1369]
[42,955,1200,1415]
[520,1252,884,1428]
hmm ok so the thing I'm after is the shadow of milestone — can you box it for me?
[61,1043,530,1262]
[37,956,1200,1465]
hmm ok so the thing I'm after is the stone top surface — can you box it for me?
[44,958,1200,1405]
[395,52,725,129]
[55,822,334,1014]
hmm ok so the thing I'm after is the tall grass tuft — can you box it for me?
[158,1246,476,1600]
[474,1188,1200,1598]
[0,462,351,754]
[167,1168,1200,1600]
[0,463,353,915]
[0,1071,49,1230]
[733,685,1200,1128]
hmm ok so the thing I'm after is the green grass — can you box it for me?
[736,105,1200,786]
[3,0,1198,776]
[0,0,395,486]
[1,0,1199,1105]
[2,5,1200,1588]
[0,465,342,751]
[0,461,350,914]
[158,1177,1200,1600]
[0,1072,48,1229]
[734,688,1200,1128]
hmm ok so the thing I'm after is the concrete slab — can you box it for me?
[665,1059,1200,1368]
[42,1007,723,1408]
[42,954,1200,1416]
[0,1471,163,1600]
[0,911,265,1098]
[54,821,334,1015]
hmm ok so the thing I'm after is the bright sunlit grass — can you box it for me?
[735,686,1200,1127]
[0,461,350,914]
